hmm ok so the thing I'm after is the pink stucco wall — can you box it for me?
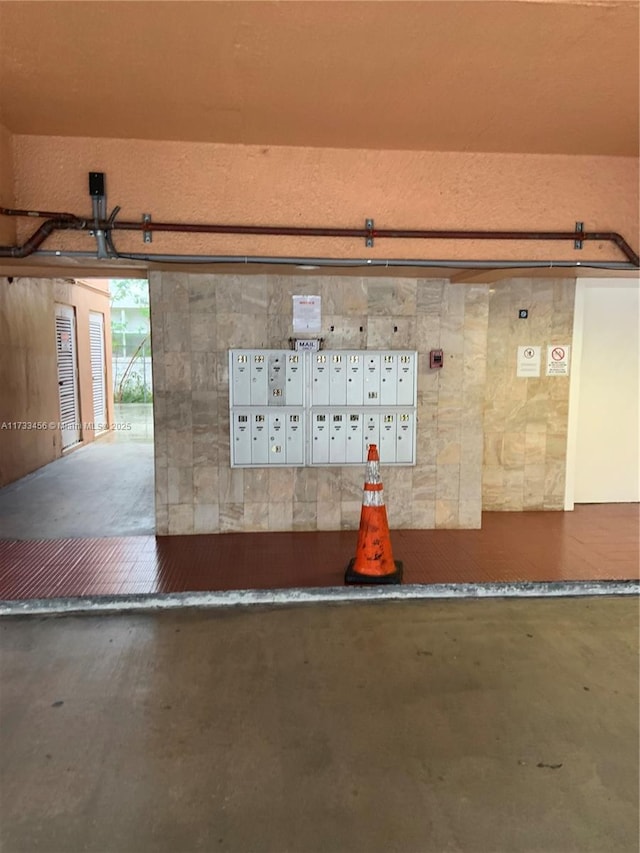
[10,135,640,264]
[0,123,15,244]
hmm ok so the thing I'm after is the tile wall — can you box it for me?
[482,278,576,510]
[150,273,490,534]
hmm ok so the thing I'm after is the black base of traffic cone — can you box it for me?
[344,558,403,585]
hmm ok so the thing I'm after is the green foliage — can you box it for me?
[110,278,149,307]
[116,371,153,403]
[110,279,150,355]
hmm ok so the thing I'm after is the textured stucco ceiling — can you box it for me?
[0,0,638,156]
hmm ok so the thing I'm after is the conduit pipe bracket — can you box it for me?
[142,214,152,244]
[574,221,584,250]
[365,218,374,248]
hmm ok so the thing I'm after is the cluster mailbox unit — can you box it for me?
[229,349,418,467]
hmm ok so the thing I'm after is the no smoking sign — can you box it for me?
[546,345,570,376]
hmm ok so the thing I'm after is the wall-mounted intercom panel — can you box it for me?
[430,349,444,370]
[229,349,417,467]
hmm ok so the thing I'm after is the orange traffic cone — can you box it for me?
[345,444,403,585]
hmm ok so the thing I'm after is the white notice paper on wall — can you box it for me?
[546,345,571,376]
[516,345,541,377]
[292,295,322,333]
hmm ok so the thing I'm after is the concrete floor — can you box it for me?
[1,597,637,852]
[0,404,154,539]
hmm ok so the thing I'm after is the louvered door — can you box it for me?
[55,304,80,449]
[89,312,107,432]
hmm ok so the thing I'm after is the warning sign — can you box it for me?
[516,345,541,377]
[546,344,570,376]
[292,295,322,333]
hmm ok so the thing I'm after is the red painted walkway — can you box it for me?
[0,505,637,601]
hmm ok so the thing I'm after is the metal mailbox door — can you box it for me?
[346,353,364,406]
[380,413,397,463]
[233,412,252,465]
[286,413,304,465]
[363,353,381,405]
[397,354,416,406]
[251,413,269,464]
[231,352,251,406]
[312,353,330,406]
[268,353,286,406]
[346,412,364,464]
[250,353,268,406]
[380,353,398,406]
[329,353,347,405]
[363,413,380,457]
[268,414,286,463]
[312,412,330,464]
[329,413,347,463]
[396,412,414,464]
[286,353,304,406]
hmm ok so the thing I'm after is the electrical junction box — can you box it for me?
[229,349,417,467]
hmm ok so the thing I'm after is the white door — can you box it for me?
[55,304,81,449]
[89,311,107,432]
[568,279,639,504]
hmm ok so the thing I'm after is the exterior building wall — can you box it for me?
[0,277,59,485]
[52,278,114,443]
[9,134,639,266]
[0,123,15,245]
[0,276,113,487]
[482,278,575,510]
[150,273,489,535]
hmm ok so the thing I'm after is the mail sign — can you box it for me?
[294,339,321,352]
